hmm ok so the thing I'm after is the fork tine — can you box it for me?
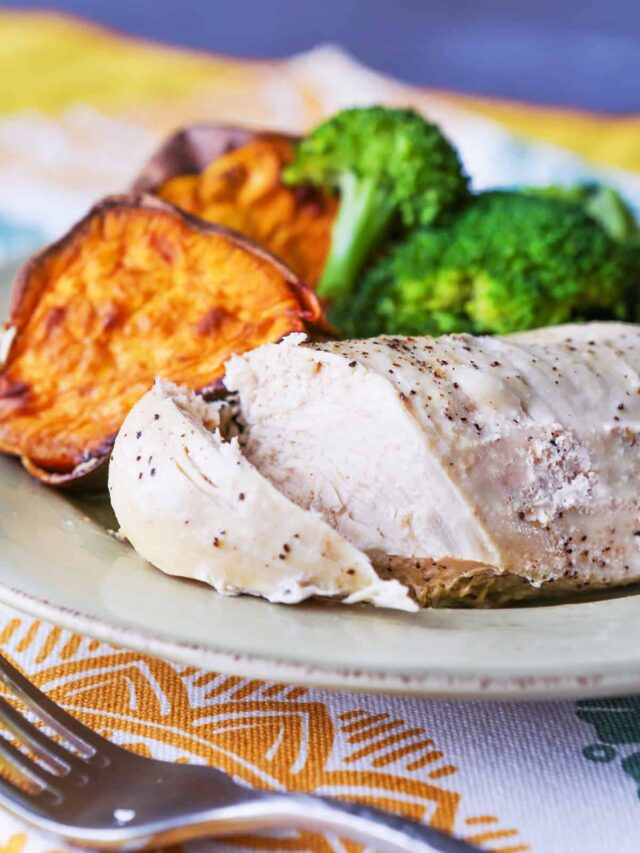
[0,694,76,775]
[0,653,99,757]
[0,768,49,816]
[0,733,60,796]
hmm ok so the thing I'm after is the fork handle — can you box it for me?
[265,793,480,853]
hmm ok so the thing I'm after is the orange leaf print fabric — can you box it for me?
[0,610,528,852]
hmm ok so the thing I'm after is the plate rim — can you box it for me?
[3,582,640,701]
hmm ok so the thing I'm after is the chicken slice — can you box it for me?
[224,324,640,605]
[108,379,416,611]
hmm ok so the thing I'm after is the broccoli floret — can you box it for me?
[525,183,638,242]
[282,106,469,303]
[340,191,640,337]
[332,227,473,338]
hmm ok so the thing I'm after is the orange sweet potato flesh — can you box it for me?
[0,194,325,484]
[148,131,337,287]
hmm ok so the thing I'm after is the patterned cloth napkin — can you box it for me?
[1,11,640,853]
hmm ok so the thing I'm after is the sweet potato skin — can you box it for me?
[134,125,337,287]
[0,193,325,485]
[133,125,259,194]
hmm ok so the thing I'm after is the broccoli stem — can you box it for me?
[318,172,394,302]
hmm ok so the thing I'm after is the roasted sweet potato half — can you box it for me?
[0,193,325,485]
[133,125,337,287]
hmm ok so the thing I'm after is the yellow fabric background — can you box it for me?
[1,9,638,174]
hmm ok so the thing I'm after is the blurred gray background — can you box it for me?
[5,0,640,111]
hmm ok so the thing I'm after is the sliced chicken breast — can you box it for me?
[108,379,416,611]
[224,325,640,606]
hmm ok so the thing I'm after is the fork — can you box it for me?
[0,652,480,853]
